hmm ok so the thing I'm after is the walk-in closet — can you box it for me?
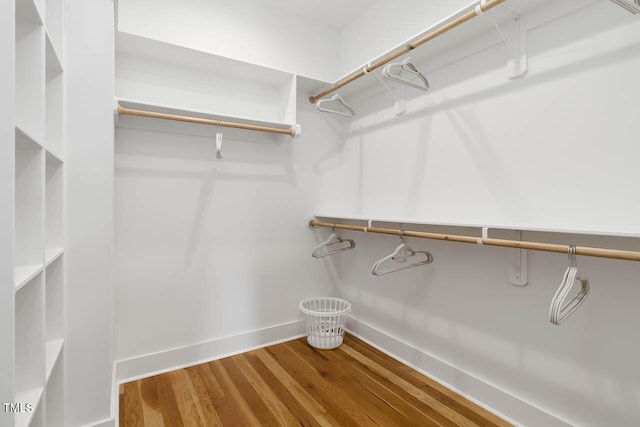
[2,0,640,426]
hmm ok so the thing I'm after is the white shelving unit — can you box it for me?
[11,0,66,425]
[115,31,300,138]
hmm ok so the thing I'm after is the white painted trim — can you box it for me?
[345,316,572,427]
[88,419,115,427]
[115,319,305,383]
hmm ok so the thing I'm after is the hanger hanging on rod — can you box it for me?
[315,94,356,118]
[308,219,640,262]
[382,58,429,91]
[312,227,356,258]
[549,245,590,325]
[372,228,433,276]
[216,123,223,160]
[309,0,508,103]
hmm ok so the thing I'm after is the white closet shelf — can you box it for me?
[313,213,640,239]
[116,98,299,133]
[116,31,294,87]
[14,387,44,427]
[45,248,64,266]
[16,0,44,25]
[45,32,63,73]
[16,125,44,150]
[15,264,44,292]
[45,339,64,381]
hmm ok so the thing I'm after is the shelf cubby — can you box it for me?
[15,130,44,279]
[45,35,63,158]
[15,272,45,395]
[45,153,63,253]
[45,257,63,347]
[15,9,44,141]
[45,355,64,427]
[45,0,63,61]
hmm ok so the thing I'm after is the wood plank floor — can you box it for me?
[120,334,512,426]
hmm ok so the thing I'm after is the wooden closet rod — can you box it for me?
[308,220,640,262]
[117,105,297,137]
[309,0,507,104]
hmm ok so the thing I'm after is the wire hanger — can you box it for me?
[312,227,356,258]
[371,227,433,276]
[315,94,356,118]
[382,58,429,91]
[549,245,590,325]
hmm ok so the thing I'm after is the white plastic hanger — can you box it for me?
[312,228,356,258]
[371,230,433,276]
[549,245,590,325]
[382,58,429,91]
[315,94,356,118]
[216,126,222,160]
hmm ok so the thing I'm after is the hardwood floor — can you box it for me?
[120,334,512,426]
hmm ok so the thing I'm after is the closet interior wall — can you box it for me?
[113,37,337,366]
[312,1,640,426]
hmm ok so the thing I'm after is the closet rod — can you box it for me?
[309,0,507,104]
[308,220,640,262]
[117,105,297,137]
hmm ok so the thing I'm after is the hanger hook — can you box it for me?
[568,245,577,268]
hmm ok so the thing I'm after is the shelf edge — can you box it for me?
[116,97,299,131]
[15,125,45,150]
[14,264,44,292]
[312,213,640,239]
[45,248,64,267]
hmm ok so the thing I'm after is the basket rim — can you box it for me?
[299,296,351,316]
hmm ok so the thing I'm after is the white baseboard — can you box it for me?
[345,316,571,427]
[89,419,115,427]
[114,319,305,384]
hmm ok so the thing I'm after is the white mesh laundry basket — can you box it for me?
[299,297,351,350]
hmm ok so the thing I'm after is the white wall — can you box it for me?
[65,0,114,424]
[320,0,640,235]
[315,2,640,426]
[338,0,471,75]
[0,0,15,420]
[117,0,341,82]
[114,95,337,361]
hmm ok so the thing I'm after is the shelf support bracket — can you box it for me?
[506,230,528,286]
[486,7,527,79]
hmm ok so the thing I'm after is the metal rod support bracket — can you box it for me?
[491,6,528,79]
[507,230,528,286]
